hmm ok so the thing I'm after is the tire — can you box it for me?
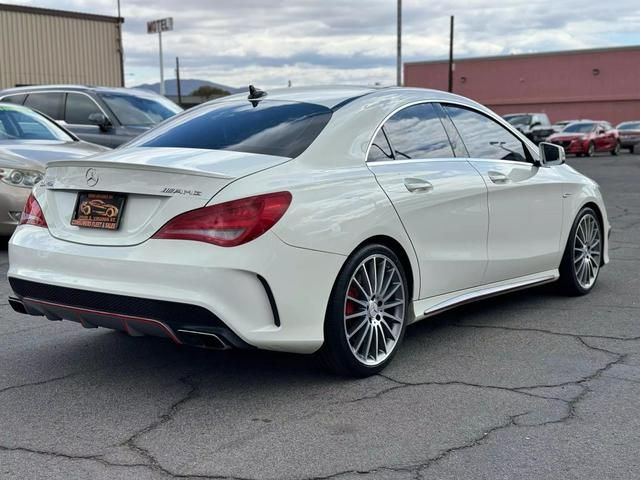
[558,207,603,296]
[585,142,595,157]
[611,141,621,156]
[319,244,410,377]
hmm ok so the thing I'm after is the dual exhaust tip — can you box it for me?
[8,296,231,351]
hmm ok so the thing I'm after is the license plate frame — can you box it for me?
[71,191,127,230]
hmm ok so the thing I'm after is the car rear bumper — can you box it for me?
[620,138,640,148]
[8,226,346,353]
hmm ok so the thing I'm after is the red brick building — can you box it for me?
[404,46,640,125]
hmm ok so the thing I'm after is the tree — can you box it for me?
[190,85,230,99]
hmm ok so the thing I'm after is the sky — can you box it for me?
[5,0,640,89]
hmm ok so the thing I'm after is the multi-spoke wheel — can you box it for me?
[559,207,603,295]
[321,244,409,376]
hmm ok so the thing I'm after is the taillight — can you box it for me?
[153,192,292,247]
[19,193,47,227]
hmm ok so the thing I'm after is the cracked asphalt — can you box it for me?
[1,153,639,480]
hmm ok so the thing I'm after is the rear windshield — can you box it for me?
[504,115,531,126]
[134,100,332,158]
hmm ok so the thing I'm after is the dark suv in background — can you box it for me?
[503,112,553,143]
[0,85,182,148]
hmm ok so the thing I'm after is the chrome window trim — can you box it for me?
[364,98,539,164]
[367,158,472,167]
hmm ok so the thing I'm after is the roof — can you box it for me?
[208,85,485,113]
[0,85,158,97]
[0,3,123,23]
[219,85,378,109]
[405,44,640,66]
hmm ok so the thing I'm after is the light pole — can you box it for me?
[147,18,173,96]
[117,0,124,87]
[397,0,402,86]
[448,16,454,93]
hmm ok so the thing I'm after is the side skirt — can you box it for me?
[410,269,559,324]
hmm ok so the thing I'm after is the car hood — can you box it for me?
[0,140,108,170]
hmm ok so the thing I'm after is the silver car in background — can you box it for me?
[0,103,108,234]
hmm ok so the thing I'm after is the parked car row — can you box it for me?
[0,85,182,148]
[503,112,640,154]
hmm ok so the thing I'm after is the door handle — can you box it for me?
[488,171,511,184]
[404,178,433,193]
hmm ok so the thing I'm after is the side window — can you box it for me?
[383,103,454,159]
[444,105,528,162]
[1,94,27,105]
[24,93,65,119]
[368,128,394,162]
[65,93,103,125]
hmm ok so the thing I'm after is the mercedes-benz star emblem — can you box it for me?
[85,168,99,187]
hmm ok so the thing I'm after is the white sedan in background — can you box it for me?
[8,86,609,376]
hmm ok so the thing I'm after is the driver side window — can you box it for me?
[444,105,529,163]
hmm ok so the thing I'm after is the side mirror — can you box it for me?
[539,142,565,166]
[88,112,111,131]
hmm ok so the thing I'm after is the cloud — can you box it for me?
[4,0,640,88]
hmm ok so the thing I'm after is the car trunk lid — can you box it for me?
[41,147,288,246]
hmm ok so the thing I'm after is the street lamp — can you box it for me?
[147,17,174,96]
[397,0,402,86]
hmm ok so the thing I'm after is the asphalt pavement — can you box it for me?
[1,152,639,480]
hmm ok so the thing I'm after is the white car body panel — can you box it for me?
[7,86,610,355]
[9,227,344,353]
[468,159,564,282]
[368,158,488,298]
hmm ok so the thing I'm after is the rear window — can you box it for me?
[134,100,332,158]
[618,122,640,130]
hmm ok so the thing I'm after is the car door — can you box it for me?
[64,92,121,148]
[367,102,489,299]
[443,104,563,283]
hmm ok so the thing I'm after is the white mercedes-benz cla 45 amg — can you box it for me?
[8,86,610,376]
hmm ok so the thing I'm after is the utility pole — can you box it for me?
[175,57,182,106]
[117,0,125,87]
[397,0,402,86]
[448,15,454,93]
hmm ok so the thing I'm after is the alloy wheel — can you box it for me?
[343,254,405,366]
[573,213,602,290]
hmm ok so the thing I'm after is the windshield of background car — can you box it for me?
[505,115,531,126]
[0,104,74,141]
[618,122,640,130]
[133,100,333,158]
[562,123,596,133]
[99,92,182,127]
